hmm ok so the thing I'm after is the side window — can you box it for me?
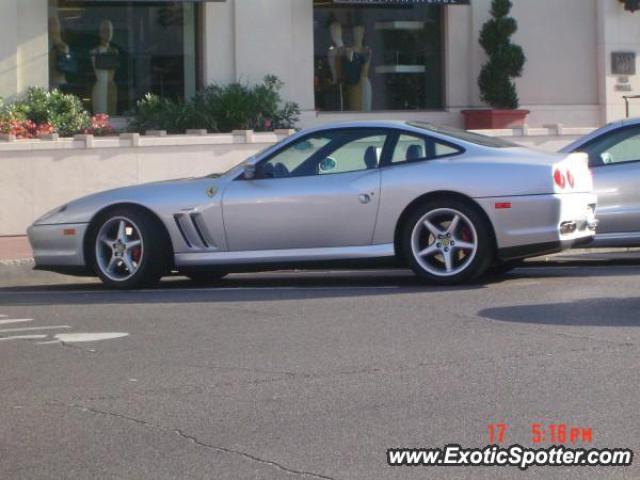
[321,133,386,175]
[257,130,388,179]
[580,127,640,167]
[259,135,332,178]
[391,133,461,164]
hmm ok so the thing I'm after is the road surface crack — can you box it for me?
[50,402,338,480]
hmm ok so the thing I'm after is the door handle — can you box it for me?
[359,193,372,204]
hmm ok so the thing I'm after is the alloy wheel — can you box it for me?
[95,217,144,282]
[410,208,478,277]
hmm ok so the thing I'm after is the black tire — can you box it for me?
[402,198,494,285]
[182,271,228,284]
[88,208,170,289]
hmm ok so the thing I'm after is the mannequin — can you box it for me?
[346,25,372,111]
[327,20,346,110]
[90,19,118,115]
[49,16,72,89]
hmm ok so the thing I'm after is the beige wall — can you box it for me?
[0,0,48,101]
[597,0,640,122]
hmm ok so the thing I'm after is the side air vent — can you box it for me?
[190,213,216,248]
[174,213,217,250]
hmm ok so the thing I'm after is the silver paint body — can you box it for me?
[562,118,640,247]
[28,121,596,272]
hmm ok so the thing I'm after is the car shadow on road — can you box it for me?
[0,269,492,306]
[479,297,640,327]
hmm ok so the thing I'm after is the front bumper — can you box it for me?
[27,223,90,273]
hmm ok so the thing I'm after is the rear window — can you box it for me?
[407,122,518,148]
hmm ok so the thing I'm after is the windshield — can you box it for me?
[408,122,518,148]
[206,136,292,178]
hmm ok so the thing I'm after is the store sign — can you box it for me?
[334,0,470,4]
[612,52,637,76]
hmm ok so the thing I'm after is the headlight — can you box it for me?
[34,205,67,225]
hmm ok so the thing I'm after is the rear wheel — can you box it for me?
[90,208,169,289]
[402,199,494,285]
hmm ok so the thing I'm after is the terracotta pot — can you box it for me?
[461,109,530,130]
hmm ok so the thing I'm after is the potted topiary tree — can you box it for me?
[462,0,528,129]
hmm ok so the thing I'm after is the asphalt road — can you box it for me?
[0,261,639,479]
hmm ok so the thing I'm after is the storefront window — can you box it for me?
[48,1,198,115]
[313,1,443,112]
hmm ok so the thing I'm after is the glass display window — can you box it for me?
[48,1,199,115]
[313,0,444,112]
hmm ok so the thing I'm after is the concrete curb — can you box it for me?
[0,258,34,267]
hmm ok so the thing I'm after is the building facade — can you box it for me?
[2,0,639,128]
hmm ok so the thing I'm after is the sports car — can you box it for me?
[28,121,598,288]
[561,117,640,247]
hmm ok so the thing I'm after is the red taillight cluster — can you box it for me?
[553,168,576,190]
[553,169,566,189]
[566,170,575,188]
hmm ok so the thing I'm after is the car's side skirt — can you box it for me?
[590,231,640,248]
[174,244,396,267]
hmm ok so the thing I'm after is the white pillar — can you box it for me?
[0,0,19,99]
[17,0,49,94]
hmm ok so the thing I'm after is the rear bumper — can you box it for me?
[477,192,597,257]
[27,223,89,272]
[498,236,594,261]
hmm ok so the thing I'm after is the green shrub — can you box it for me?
[126,93,194,134]
[128,75,300,133]
[478,0,526,109]
[15,87,91,136]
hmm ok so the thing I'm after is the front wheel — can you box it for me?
[402,200,494,285]
[90,209,169,289]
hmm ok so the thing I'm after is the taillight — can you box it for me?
[566,170,575,188]
[553,169,566,189]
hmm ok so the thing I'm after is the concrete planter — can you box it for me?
[461,109,530,130]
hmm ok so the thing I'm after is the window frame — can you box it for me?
[237,127,396,181]
[576,125,640,169]
[379,129,465,168]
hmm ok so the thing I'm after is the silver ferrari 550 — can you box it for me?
[28,121,598,289]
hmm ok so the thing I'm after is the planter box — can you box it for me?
[462,109,530,130]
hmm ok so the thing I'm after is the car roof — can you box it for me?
[560,117,640,153]
[291,120,519,150]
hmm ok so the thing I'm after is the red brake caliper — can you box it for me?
[131,245,142,263]
[460,226,472,250]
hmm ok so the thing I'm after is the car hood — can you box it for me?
[33,176,225,226]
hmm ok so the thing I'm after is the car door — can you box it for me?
[221,128,390,252]
[576,125,640,234]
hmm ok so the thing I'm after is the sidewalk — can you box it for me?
[0,236,32,262]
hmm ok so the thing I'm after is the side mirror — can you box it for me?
[243,163,256,180]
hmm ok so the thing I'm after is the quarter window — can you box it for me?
[390,133,461,164]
